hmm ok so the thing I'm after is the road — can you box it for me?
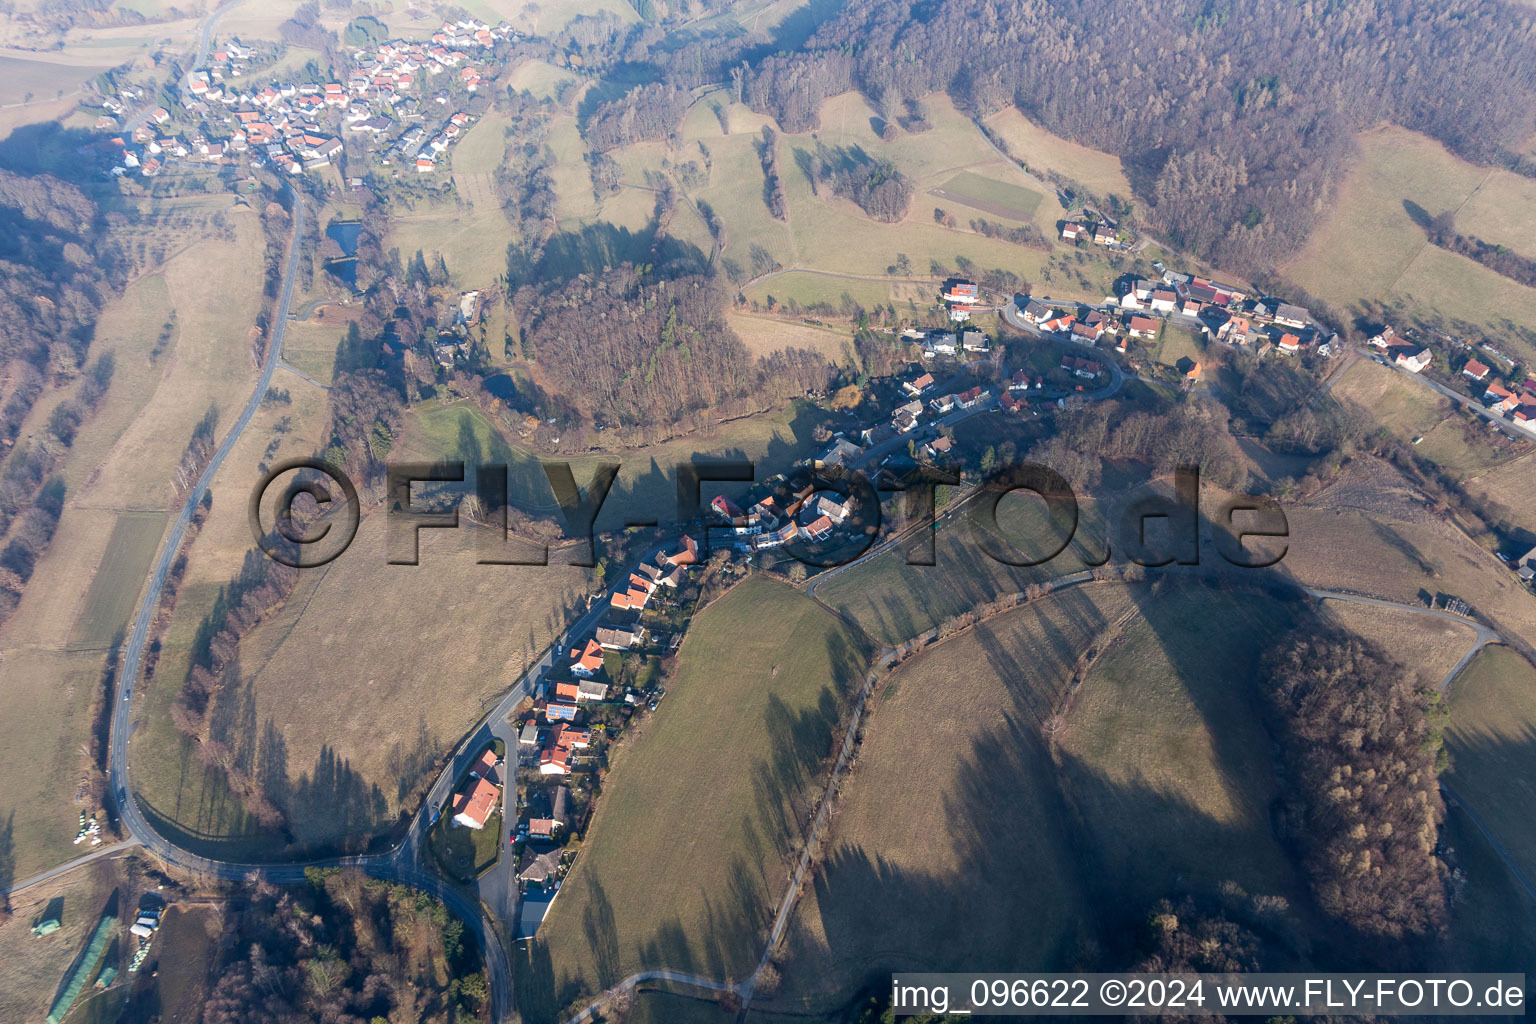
[1,838,141,897]
[998,297,1127,399]
[1376,353,1527,440]
[93,187,506,1021]
[121,0,241,133]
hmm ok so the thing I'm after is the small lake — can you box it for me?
[325,220,362,256]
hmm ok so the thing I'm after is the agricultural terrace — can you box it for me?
[523,577,873,1020]
[771,582,1305,1013]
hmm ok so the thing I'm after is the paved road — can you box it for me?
[97,188,511,1021]
[1,838,142,896]
[1375,353,1526,440]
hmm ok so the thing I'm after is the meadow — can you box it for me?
[1445,645,1536,887]
[1283,126,1536,360]
[726,311,854,363]
[769,581,1305,1014]
[524,577,873,1021]
[0,210,272,877]
[981,107,1134,203]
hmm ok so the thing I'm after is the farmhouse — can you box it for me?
[1463,359,1491,382]
[1060,221,1084,241]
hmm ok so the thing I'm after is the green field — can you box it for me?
[428,811,502,882]
[1445,646,1536,887]
[773,582,1304,1013]
[524,577,873,1021]
[930,170,1045,221]
[67,511,166,649]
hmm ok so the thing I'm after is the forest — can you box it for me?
[201,870,488,1023]
[1262,627,1447,959]
[739,0,1536,271]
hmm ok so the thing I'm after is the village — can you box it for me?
[89,16,521,179]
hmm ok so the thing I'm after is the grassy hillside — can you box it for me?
[771,582,1305,1014]
[1284,126,1536,360]
[1445,646,1536,887]
[523,577,872,1021]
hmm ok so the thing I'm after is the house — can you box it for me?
[817,495,850,523]
[1183,360,1203,386]
[1218,315,1251,345]
[570,638,603,677]
[610,586,651,611]
[518,721,539,746]
[1394,347,1432,373]
[1092,222,1116,245]
[818,438,863,469]
[1021,300,1052,324]
[1271,302,1310,328]
[662,534,699,566]
[1127,315,1160,339]
[924,435,956,458]
[1368,326,1398,349]
[554,680,581,701]
[470,747,500,782]
[546,701,579,722]
[528,817,556,839]
[962,328,989,352]
[956,386,986,409]
[929,393,956,414]
[1041,314,1076,334]
[1463,359,1491,382]
[1060,221,1084,241]
[538,746,570,775]
[941,279,979,305]
[1277,333,1302,354]
[1070,321,1103,345]
[1484,381,1518,412]
[930,332,958,356]
[1150,290,1177,313]
[518,847,562,883]
[803,515,834,541]
[451,775,500,829]
[710,495,744,521]
[576,678,609,702]
[1061,355,1103,378]
[902,373,935,397]
[1009,370,1030,392]
[595,626,643,650]
[999,391,1029,414]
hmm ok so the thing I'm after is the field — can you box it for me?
[1327,359,1522,479]
[67,512,167,650]
[726,311,853,363]
[0,860,116,1023]
[0,210,273,878]
[1444,646,1536,888]
[1284,126,1536,360]
[812,492,1113,646]
[0,52,110,104]
[770,582,1305,1014]
[981,108,1134,203]
[388,196,516,294]
[929,169,1044,221]
[1464,450,1536,539]
[524,577,873,1021]
[1319,598,1478,688]
[398,396,825,533]
[129,510,589,858]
